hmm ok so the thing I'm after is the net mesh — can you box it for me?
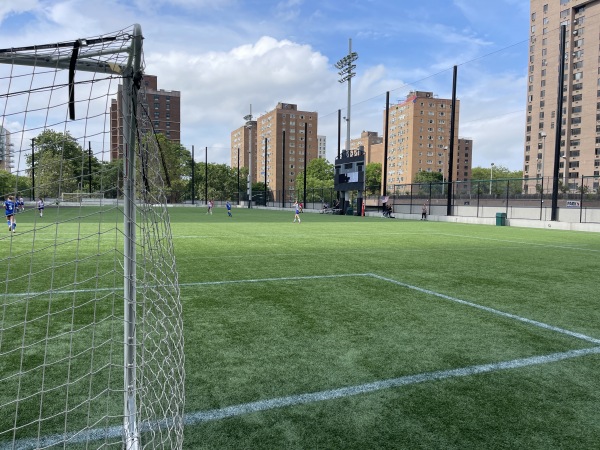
[0,25,185,449]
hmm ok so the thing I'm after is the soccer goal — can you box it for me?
[0,25,185,449]
[60,192,106,204]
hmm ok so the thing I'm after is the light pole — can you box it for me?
[236,147,240,205]
[539,131,546,193]
[335,39,358,152]
[489,162,495,195]
[244,110,254,208]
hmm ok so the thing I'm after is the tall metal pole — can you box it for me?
[303,121,308,208]
[264,137,268,206]
[191,145,195,205]
[31,138,35,201]
[245,106,253,209]
[88,141,92,194]
[446,65,457,216]
[123,23,142,450]
[237,147,240,205]
[345,40,352,151]
[335,39,358,152]
[205,146,208,204]
[337,109,341,159]
[281,130,286,208]
[551,25,567,221]
[383,91,390,196]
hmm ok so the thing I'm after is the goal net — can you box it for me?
[60,192,106,204]
[0,25,185,449]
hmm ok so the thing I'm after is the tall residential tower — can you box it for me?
[525,0,600,193]
[231,102,318,203]
[383,91,469,193]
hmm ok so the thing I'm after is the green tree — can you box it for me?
[0,170,30,199]
[365,162,382,195]
[295,158,334,202]
[26,130,100,198]
[471,165,523,196]
[100,159,123,199]
[151,135,192,203]
[192,163,247,202]
[414,171,443,183]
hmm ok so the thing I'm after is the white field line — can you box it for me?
[431,232,600,253]
[184,346,600,425]
[4,273,600,448]
[368,273,600,345]
[7,346,599,449]
[179,273,370,287]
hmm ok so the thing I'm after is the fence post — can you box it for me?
[505,179,510,214]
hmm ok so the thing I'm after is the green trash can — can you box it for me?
[346,207,354,216]
[496,212,507,226]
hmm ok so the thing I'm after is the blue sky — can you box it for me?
[0,0,531,169]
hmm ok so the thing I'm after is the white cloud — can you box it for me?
[146,36,342,161]
[0,0,530,170]
[0,0,39,23]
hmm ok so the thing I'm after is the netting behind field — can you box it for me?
[0,25,185,449]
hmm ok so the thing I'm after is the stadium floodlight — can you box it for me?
[335,40,358,153]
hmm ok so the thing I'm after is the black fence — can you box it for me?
[163,176,600,224]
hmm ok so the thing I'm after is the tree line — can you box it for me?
[3,129,534,202]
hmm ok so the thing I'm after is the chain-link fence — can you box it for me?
[160,176,600,224]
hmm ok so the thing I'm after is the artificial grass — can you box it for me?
[171,208,600,449]
[1,206,599,448]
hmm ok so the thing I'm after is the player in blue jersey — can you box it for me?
[5,195,16,232]
[226,200,232,217]
[18,196,24,212]
[293,201,301,223]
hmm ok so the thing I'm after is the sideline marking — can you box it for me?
[433,232,600,253]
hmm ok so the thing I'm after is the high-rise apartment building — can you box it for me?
[457,138,473,183]
[351,131,384,165]
[525,0,600,193]
[317,135,327,159]
[383,91,468,192]
[110,74,180,161]
[0,126,13,172]
[231,102,318,202]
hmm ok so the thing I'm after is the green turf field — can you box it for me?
[2,206,600,449]
[173,207,600,449]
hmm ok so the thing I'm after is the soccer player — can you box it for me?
[37,198,45,217]
[5,195,16,232]
[18,196,24,212]
[293,201,301,223]
[226,200,232,217]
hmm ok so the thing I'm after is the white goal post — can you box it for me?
[0,25,185,449]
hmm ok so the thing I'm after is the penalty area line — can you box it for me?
[179,273,372,288]
[369,273,600,345]
[185,346,600,425]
